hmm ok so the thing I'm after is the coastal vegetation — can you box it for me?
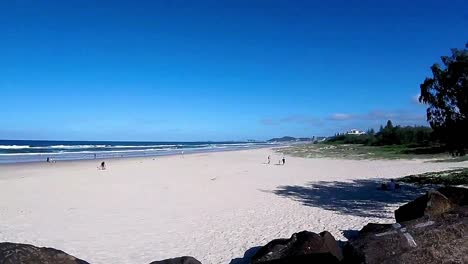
[327,120,434,147]
[277,142,457,160]
[278,119,455,160]
[399,168,468,186]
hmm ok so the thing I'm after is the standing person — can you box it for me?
[387,179,396,190]
[94,153,97,159]
[100,161,106,170]
[46,157,50,163]
[282,157,286,165]
[267,155,271,164]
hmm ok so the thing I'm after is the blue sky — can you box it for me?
[1,1,467,141]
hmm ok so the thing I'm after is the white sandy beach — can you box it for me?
[0,148,467,264]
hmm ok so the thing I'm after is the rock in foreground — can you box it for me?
[251,230,342,264]
[395,186,468,223]
[149,256,202,264]
[0,242,89,264]
[344,206,468,264]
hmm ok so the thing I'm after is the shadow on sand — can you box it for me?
[270,178,433,218]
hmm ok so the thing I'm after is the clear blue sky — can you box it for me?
[1,0,467,141]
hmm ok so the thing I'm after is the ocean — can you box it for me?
[0,140,274,164]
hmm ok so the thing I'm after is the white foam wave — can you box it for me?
[0,148,178,156]
[0,144,182,150]
[112,144,178,148]
[0,145,31,149]
[47,145,108,149]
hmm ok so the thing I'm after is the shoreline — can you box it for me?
[0,147,264,169]
[0,144,277,166]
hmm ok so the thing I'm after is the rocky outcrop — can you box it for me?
[251,230,342,264]
[395,186,468,223]
[149,256,202,264]
[0,242,89,264]
[438,186,468,206]
[344,206,468,264]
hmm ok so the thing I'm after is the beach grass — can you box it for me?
[277,143,468,162]
[398,168,468,186]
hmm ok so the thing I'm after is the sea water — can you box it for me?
[0,140,274,164]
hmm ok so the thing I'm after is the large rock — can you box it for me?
[395,190,453,222]
[438,186,468,206]
[149,256,202,264]
[251,230,342,264]
[0,242,89,264]
[395,187,468,223]
[358,223,394,237]
[344,206,468,264]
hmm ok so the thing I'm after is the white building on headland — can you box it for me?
[346,129,366,135]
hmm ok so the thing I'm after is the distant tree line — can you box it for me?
[327,120,434,147]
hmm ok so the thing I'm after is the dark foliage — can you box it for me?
[327,120,434,147]
[419,43,468,156]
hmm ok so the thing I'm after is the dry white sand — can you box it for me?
[0,148,467,263]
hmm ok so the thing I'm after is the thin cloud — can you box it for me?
[366,111,397,120]
[328,113,355,121]
[259,115,322,126]
[260,110,427,131]
[260,118,279,126]
[327,110,426,123]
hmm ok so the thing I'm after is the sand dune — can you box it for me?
[0,148,467,263]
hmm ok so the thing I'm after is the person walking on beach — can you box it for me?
[282,157,286,165]
[267,155,271,164]
[46,157,50,163]
[100,161,106,170]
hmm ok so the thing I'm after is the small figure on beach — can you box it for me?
[46,157,50,163]
[100,161,106,170]
[267,155,271,164]
[282,157,286,165]
[94,153,97,159]
[387,179,396,190]
[379,179,400,191]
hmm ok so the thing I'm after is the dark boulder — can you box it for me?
[344,206,468,264]
[149,256,202,264]
[0,242,89,264]
[358,223,394,237]
[395,187,468,223]
[251,230,342,264]
[395,190,453,222]
[438,186,468,206]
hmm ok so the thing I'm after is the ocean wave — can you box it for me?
[48,145,110,149]
[0,145,31,149]
[0,144,185,150]
[0,143,262,151]
[0,148,178,156]
[112,144,179,148]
